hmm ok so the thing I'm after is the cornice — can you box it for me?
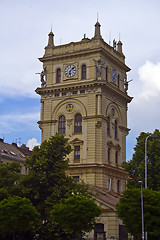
[35,80,132,105]
[68,162,128,175]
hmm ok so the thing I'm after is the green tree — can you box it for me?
[123,129,160,190]
[116,187,160,240]
[20,133,90,240]
[51,195,102,240]
[0,196,39,240]
[0,162,21,201]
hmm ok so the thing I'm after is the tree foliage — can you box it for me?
[51,195,102,239]
[116,187,160,240]
[0,196,39,240]
[20,133,91,240]
[123,129,160,190]
[0,162,21,201]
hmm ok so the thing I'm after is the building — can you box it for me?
[36,21,132,239]
[0,138,32,175]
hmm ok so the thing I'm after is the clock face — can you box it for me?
[65,65,76,78]
[112,69,117,83]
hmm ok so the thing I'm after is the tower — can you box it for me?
[36,21,132,239]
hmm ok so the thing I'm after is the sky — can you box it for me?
[1,0,160,160]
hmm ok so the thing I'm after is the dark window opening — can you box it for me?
[81,64,86,79]
[56,68,61,83]
[106,67,108,81]
[74,146,80,160]
[72,90,78,95]
[58,115,66,134]
[115,151,118,166]
[74,114,82,133]
[73,176,79,182]
[108,148,110,163]
[117,180,120,193]
[115,120,118,139]
[80,89,85,94]
[107,116,110,136]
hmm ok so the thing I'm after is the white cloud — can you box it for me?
[138,61,160,99]
[0,112,39,134]
[27,138,40,150]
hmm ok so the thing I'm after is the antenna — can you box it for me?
[18,138,21,146]
[119,32,121,41]
[109,30,111,45]
[97,12,99,22]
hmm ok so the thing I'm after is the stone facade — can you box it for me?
[36,21,132,239]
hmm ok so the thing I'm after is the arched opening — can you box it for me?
[58,115,66,134]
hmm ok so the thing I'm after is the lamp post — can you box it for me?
[145,135,152,189]
[138,181,144,240]
[145,135,158,189]
[144,134,158,240]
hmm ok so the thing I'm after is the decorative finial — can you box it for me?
[47,27,54,47]
[93,20,102,39]
[97,12,99,22]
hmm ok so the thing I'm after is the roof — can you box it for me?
[90,185,120,211]
[0,138,32,163]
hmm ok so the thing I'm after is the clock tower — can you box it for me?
[36,21,132,239]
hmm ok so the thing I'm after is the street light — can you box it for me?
[144,134,158,240]
[145,135,158,189]
[138,181,144,240]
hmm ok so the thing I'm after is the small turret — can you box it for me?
[117,40,123,54]
[47,31,54,47]
[93,21,102,39]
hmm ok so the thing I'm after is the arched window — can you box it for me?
[81,64,86,79]
[94,223,104,238]
[58,115,66,134]
[56,68,61,83]
[74,114,82,133]
[115,119,118,139]
[107,116,110,136]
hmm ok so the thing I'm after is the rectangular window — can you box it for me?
[107,116,110,136]
[115,151,118,166]
[74,146,80,160]
[55,93,59,97]
[117,180,120,193]
[106,67,108,81]
[72,91,78,95]
[73,176,79,182]
[62,92,67,96]
[80,89,85,94]
[107,148,110,163]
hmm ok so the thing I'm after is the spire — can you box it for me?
[47,30,54,47]
[93,21,102,39]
